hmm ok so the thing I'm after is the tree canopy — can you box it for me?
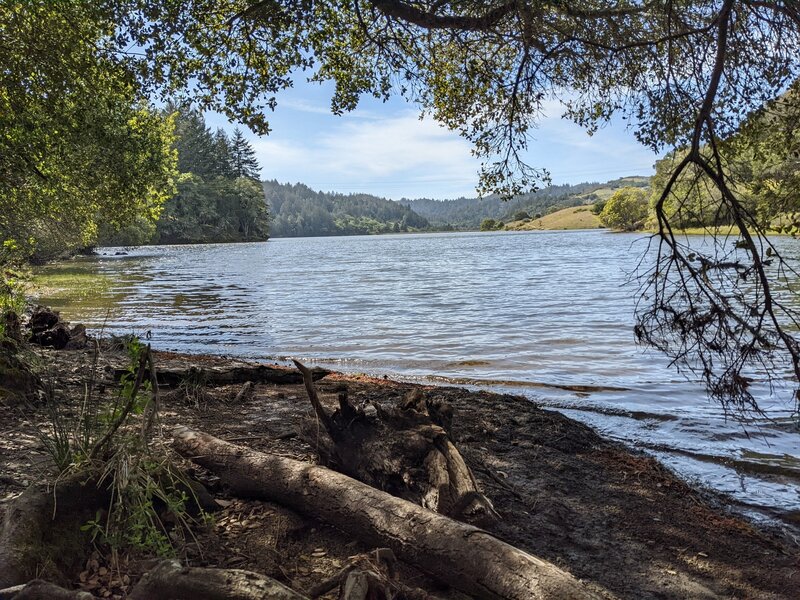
[6,1,800,414]
[599,188,649,232]
[0,1,177,261]
[100,107,270,245]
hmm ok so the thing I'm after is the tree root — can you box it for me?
[1,560,306,600]
[127,559,308,600]
[307,549,441,600]
[0,581,92,600]
[294,360,497,524]
[172,425,600,600]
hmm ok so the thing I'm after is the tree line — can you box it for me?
[100,107,269,246]
[265,181,430,237]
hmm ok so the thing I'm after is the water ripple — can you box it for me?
[34,230,800,519]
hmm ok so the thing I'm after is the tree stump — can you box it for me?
[0,476,109,588]
[293,361,496,524]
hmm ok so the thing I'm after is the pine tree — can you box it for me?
[211,128,234,178]
[229,128,260,180]
[173,106,218,178]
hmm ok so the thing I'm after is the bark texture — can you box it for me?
[0,581,93,600]
[0,476,108,587]
[128,559,307,600]
[295,361,496,524]
[172,426,599,600]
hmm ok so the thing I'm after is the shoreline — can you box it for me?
[2,345,798,598]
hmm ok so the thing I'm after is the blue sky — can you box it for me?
[207,79,659,200]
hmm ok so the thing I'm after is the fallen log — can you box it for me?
[128,559,307,600]
[172,426,599,600]
[114,363,329,388]
[294,361,496,524]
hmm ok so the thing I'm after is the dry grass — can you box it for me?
[507,205,604,231]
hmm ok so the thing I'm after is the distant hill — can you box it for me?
[401,176,650,229]
[263,180,430,237]
[262,175,650,238]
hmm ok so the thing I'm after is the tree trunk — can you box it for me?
[128,559,307,600]
[0,476,108,588]
[0,581,92,600]
[172,426,599,600]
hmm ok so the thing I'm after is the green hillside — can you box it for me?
[265,176,651,238]
[402,176,650,229]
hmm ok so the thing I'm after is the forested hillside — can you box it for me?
[264,181,430,237]
[99,107,269,246]
[401,177,650,229]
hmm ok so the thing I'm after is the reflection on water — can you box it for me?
[33,230,800,522]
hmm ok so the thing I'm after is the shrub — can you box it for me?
[599,188,650,231]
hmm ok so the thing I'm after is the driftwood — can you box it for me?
[0,581,92,600]
[172,426,599,600]
[294,360,495,524]
[233,380,255,403]
[128,559,307,600]
[114,362,329,388]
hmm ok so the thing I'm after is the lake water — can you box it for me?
[33,230,800,524]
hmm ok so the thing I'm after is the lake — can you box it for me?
[33,230,800,524]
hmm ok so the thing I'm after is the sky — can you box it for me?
[206,79,659,201]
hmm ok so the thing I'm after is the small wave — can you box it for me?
[424,374,630,394]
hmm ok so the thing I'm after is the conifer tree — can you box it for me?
[212,128,234,178]
[229,128,260,180]
[174,107,217,178]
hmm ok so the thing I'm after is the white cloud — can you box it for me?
[251,111,480,197]
[245,95,656,199]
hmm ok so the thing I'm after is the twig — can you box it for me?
[292,360,333,434]
[141,347,160,442]
[89,347,148,460]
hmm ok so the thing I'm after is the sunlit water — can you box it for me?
[33,230,800,525]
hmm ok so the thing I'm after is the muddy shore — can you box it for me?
[1,346,798,599]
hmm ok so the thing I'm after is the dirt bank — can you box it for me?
[1,347,798,599]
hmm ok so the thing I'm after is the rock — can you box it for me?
[29,305,60,335]
[32,322,71,349]
[27,306,90,350]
